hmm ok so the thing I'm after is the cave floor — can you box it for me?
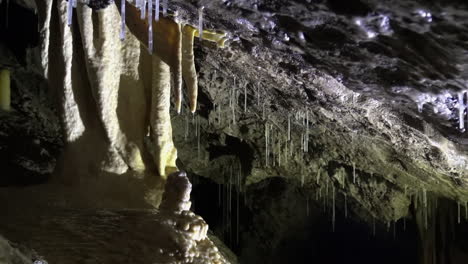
[0,185,172,264]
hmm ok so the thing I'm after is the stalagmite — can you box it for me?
[0,69,11,111]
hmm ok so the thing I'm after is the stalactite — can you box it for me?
[0,69,11,111]
[140,0,147,19]
[148,0,153,53]
[332,185,335,232]
[344,193,348,218]
[244,83,247,113]
[67,0,74,26]
[162,0,167,16]
[372,217,376,237]
[316,168,320,185]
[458,92,465,130]
[198,6,204,39]
[352,162,356,183]
[154,0,159,21]
[181,25,198,113]
[119,0,126,40]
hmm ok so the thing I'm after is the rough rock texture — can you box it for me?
[0,172,234,264]
[2,0,468,263]
[0,235,45,264]
[167,0,468,222]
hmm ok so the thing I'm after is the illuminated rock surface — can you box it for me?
[1,0,468,263]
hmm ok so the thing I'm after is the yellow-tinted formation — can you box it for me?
[0,69,11,111]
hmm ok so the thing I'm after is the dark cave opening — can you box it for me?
[190,175,420,264]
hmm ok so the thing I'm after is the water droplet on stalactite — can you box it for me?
[154,0,160,21]
[67,0,74,26]
[198,6,204,39]
[120,0,126,40]
[148,0,153,53]
[162,0,168,16]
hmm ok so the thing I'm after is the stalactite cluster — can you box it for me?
[36,0,226,178]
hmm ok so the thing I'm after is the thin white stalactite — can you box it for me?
[162,0,167,16]
[332,185,335,232]
[120,0,126,40]
[244,83,247,113]
[67,0,73,26]
[465,201,468,220]
[257,86,260,107]
[265,122,269,167]
[373,217,376,237]
[197,115,201,160]
[198,6,204,39]
[316,168,320,185]
[141,0,147,19]
[148,0,153,53]
[154,0,160,21]
[305,109,309,152]
[353,162,356,184]
[344,193,348,218]
[458,92,465,131]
